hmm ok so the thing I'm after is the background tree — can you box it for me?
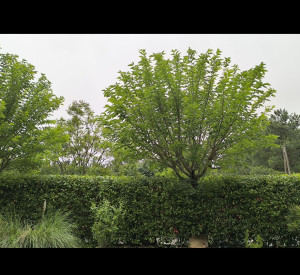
[249,109,300,174]
[219,108,300,175]
[0,50,64,172]
[101,48,277,186]
[269,109,300,173]
[36,124,70,175]
[54,100,109,175]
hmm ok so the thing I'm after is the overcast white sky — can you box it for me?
[1,33,300,119]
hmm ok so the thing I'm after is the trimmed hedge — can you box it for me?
[197,175,300,247]
[1,174,300,247]
[95,174,300,247]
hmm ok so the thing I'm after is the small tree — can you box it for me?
[102,48,276,186]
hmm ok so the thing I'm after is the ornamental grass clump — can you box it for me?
[0,212,24,248]
[0,203,81,248]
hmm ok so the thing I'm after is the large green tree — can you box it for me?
[102,48,277,186]
[0,50,64,172]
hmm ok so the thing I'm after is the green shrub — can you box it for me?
[286,205,300,233]
[91,199,125,247]
[244,230,263,248]
[285,205,300,247]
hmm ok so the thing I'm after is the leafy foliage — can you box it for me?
[0,50,64,172]
[286,205,300,233]
[102,48,276,185]
[269,108,300,145]
[91,199,125,247]
[244,230,263,248]
[52,100,110,175]
[266,109,300,173]
[239,109,300,174]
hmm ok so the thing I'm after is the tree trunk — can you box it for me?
[189,170,199,188]
[282,145,291,175]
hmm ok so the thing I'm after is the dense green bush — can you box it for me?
[1,174,300,247]
[286,205,300,234]
[91,199,125,247]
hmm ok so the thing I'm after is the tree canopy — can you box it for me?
[101,48,277,186]
[268,108,300,146]
[0,51,64,172]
